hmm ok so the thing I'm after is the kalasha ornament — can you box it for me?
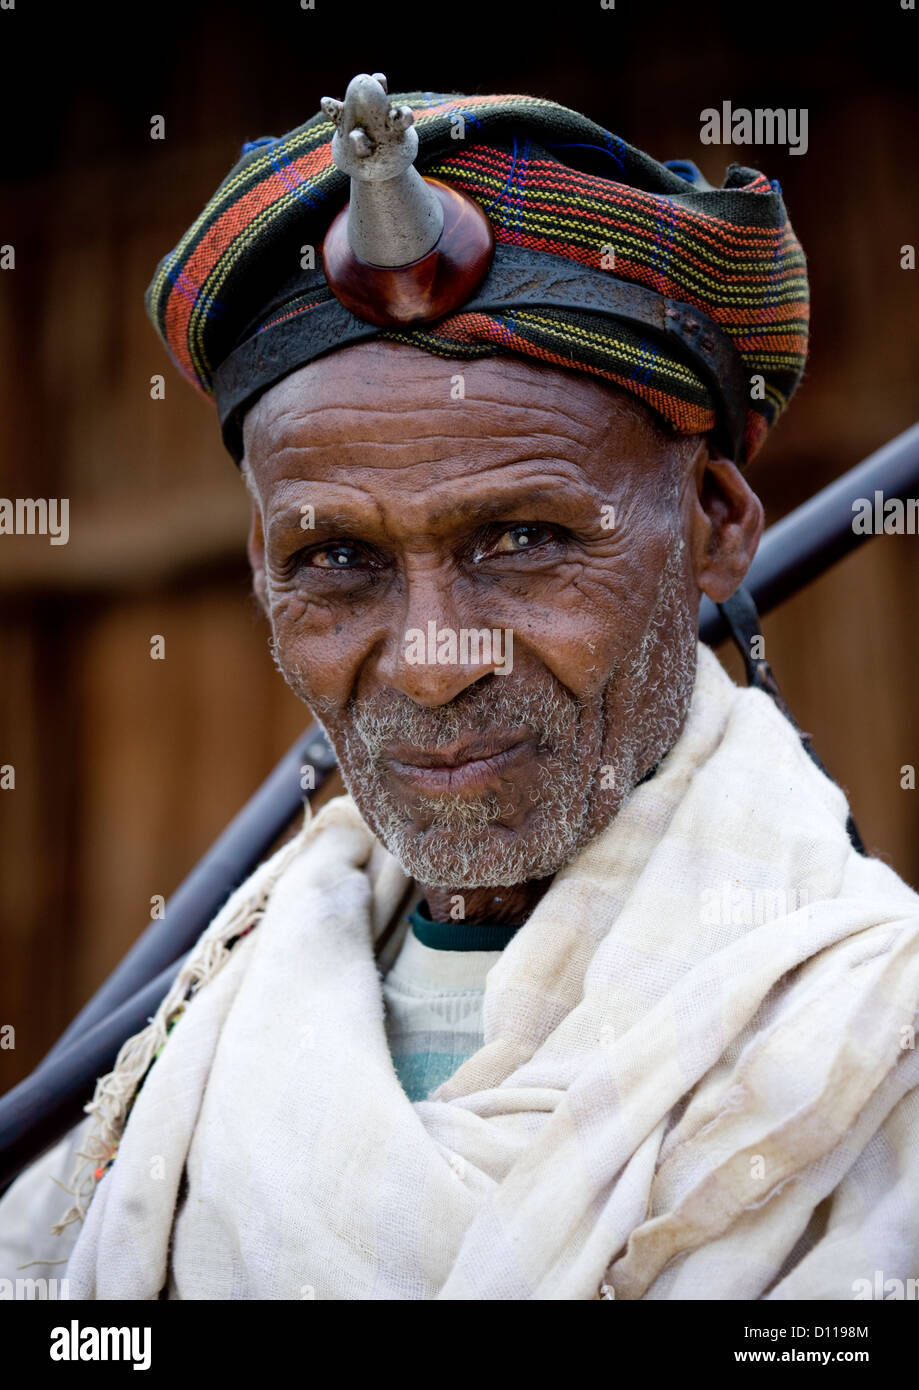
[320,72,495,327]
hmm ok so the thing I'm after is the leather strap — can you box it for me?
[214,244,750,463]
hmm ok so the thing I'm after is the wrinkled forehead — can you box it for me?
[242,340,684,495]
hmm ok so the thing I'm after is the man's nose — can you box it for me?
[374,559,509,707]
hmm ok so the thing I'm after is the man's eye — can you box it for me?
[304,543,366,569]
[477,524,555,559]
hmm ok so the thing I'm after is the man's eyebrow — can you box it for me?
[266,482,596,538]
[267,507,368,538]
[424,486,590,529]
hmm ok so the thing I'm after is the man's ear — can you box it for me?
[246,496,269,614]
[686,442,764,603]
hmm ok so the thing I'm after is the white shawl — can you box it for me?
[4,643,919,1299]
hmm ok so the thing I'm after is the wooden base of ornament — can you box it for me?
[321,179,495,328]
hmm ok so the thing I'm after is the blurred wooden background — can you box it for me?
[1,0,917,1090]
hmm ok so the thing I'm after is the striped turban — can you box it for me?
[145,92,809,466]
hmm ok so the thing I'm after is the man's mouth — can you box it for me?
[384,735,533,794]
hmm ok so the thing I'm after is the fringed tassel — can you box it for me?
[51,812,313,1236]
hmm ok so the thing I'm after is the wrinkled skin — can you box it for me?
[243,342,763,926]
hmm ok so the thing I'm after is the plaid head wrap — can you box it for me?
[145,92,809,466]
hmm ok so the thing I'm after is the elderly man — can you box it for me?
[2,77,919,1302]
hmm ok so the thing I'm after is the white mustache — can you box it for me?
[347,678,584,762]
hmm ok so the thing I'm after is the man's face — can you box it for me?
[243,342,709,888]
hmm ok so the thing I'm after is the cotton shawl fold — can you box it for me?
[3,642,919,1299]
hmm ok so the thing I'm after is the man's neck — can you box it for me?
[422,876,555,928]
